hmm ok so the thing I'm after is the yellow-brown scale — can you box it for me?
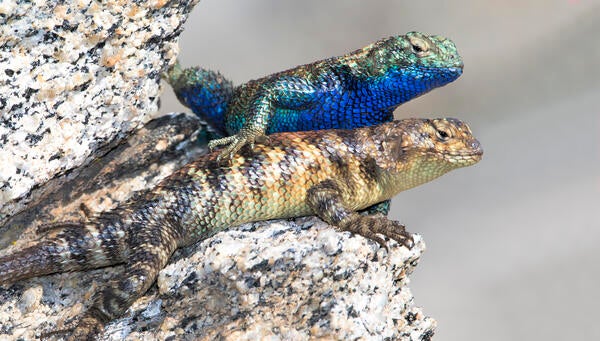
[171,131,367,242]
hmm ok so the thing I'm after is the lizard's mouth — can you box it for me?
[447,67,463,73]
[444,151,483,164]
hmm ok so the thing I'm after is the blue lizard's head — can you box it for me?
[355,32,463,105]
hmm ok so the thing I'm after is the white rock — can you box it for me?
[0,0,201,224]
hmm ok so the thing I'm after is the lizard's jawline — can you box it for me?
[428,151,482,164]
[427,151,482,158]
[443,153,482,164]
[446,152,482,157]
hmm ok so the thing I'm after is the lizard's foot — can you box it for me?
[208,131,266,165]
[340,215,414,251]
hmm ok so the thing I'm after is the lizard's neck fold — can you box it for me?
[378,155,455,200]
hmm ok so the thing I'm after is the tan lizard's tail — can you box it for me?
[0,221,126,285]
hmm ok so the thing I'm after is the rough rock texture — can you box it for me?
[0,218,435,340]
[0,0,200,224]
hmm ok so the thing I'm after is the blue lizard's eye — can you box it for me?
[409,38,429,54]
[412,43,424,53]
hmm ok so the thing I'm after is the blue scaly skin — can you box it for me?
[166,32,463,163]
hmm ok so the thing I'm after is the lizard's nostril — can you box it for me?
[470,140,482,153]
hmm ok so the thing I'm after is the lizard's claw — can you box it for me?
[340,215,414,252]
[208,130,266,165]
[208,135,249,165]
[208,135,237,152]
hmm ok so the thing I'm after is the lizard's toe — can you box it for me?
[208,135,235,152]
[215,139,245,166]
[372,221,411,251]
[388,229,414,249]
[340,215,414,252]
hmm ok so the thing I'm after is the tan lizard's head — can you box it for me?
[372,118,483,191]
[418,117,483,166]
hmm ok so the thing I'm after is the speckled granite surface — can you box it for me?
[0,218,435,340]
[0,0,200,224]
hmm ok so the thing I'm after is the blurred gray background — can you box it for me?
[161,1,600,340]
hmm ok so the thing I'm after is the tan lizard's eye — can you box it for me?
[436,129,451,141]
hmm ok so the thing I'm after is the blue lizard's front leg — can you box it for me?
[208,76,322,163]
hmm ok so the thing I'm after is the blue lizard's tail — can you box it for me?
[165,61,234,136]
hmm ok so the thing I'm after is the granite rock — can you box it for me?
[0,217,435,340]
[0,0,200,224]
